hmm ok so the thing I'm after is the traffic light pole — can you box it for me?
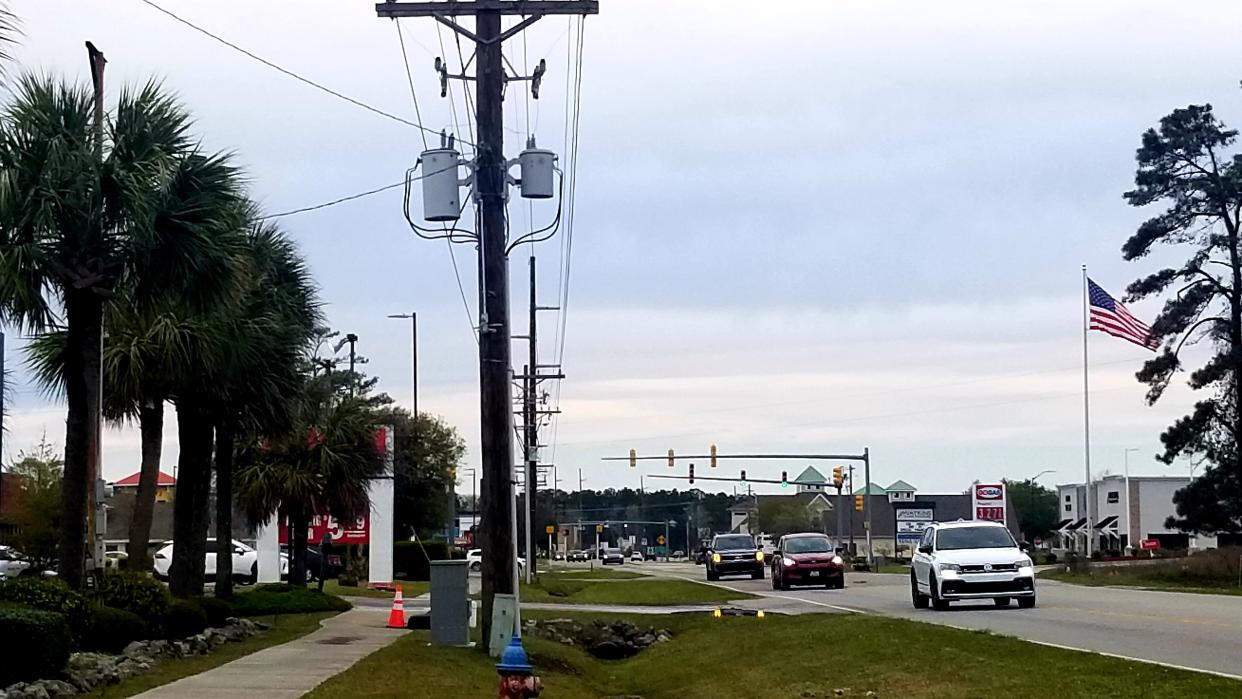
[847,465,855,556]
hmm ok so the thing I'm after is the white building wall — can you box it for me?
[1137,479,1184,539]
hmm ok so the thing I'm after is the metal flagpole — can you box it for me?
[1082,265,1093,558]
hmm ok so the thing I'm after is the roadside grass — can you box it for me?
[541,567,645,580]
[321,579,430,598]
[516,575,754,606]
[85,612,337,699]
[304,610,1242,699]
[1039,568,1242,596]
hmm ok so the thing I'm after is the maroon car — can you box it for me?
[771,533,845,590]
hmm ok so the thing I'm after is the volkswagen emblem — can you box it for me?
[983,564,993,572]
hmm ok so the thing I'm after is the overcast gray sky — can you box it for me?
[6,0,1242,496]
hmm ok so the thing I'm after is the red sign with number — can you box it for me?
[278,513,369,545]
[1140,538,1160,550]
[975,506,1005,521]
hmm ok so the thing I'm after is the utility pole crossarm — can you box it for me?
[376,1,599,18]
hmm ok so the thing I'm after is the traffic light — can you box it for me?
[740,469,747,481]
[854,495,864,512]
[668,449,675,468]
[832,466,844,489]
[629,448,637,468]
[689,463,696,485]
[780,471,788,488]
[710,444,717,468]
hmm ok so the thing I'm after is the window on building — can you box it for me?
[1107,491,1119,504]
[1065,503,1072,512]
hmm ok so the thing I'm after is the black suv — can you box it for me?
[705,533,765,581]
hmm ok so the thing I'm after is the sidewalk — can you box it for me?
[133,609,406,699]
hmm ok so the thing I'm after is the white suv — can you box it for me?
[911,521,1035,610]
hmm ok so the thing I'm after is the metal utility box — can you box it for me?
[420,147,461,221]
[429,560,470,646]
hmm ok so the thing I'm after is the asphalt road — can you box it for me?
[638,560,1242,679]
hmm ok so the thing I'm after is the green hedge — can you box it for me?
[197,595,233,627]
[0,577,93,644]
[393,541,463,581]
[0,607,71,686]
[83,605,147,654]
[162,599,207,640]
[99,570,170,621]
[228,585,352,616]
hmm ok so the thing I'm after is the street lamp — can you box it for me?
[1124,448,1140,552]
[1030,469,1057,482]
[386,313,417,417]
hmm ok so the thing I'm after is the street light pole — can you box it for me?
[1123,448,1139,552]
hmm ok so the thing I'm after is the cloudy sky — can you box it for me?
[6,0,1241,496]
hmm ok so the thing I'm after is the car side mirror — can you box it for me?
[1019,542,1031,552]
[918,544,933,554]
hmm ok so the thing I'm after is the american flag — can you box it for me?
[1088,278,1158,351]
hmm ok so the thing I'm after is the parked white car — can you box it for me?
[466,549,525,574]
[630,550,643,563]
[153,539,288,583]
[0,545,31,579]
[910,520,1035,610]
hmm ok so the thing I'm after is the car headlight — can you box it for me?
[755,552,765,562]
[938,562,962,572]
[832,555,843,565]
[1016,557,1034,569]
[711,553,721,563]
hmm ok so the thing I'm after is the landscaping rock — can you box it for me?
[525,618,673,659]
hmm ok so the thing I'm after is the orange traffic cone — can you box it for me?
[386,585,406,629]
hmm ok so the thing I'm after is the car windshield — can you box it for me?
[936,526,1016,551]
[783,537,833,554]
[605,548,621,555]
[713,535,754,551]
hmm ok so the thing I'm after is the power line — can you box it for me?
[136,0,472,147]
[258,181,404,220]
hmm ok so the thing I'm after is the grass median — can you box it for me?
[321,579,430,599]
[1039,568,1242,596]
[304,610,1242,698]
[85,612,337,699]
[514,572,754,606]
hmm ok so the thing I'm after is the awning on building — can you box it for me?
[1053,518,1073,531]
[1094,515,1118,530]
[1064,518,1088,531]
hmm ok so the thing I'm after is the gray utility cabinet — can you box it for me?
[429,560,470,646]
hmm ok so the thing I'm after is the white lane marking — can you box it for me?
[658,571,864,614]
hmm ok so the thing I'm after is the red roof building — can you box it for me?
[111,471,176,488]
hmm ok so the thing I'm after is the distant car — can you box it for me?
[601,548,625,565]
[705,534,764,581]
[771,533,844,590]
[104,550,129,571]
[694,548,708,565]
[672,550,685,559]
[911,521,1035,610]
[152,539,287,584]
[466,549,525,574]
[554,551,566,561]
[567,550,588,562]
[630,550,643,563]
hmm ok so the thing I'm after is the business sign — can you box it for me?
[279,513,369,545]
[1140,538,1160,551]
[973,483,1007,524]
[895,506,935,543]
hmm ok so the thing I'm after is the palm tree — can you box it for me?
[0,75,246,586]
[236,376,384,587]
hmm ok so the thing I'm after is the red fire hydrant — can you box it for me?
[496,633,542,698]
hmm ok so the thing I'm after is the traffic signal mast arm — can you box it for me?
[607,452,868,462]
[646,474,792,486]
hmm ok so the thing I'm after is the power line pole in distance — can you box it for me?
[375,0,599,654]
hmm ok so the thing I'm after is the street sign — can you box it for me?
[972,483,1007,525]
[596,524,604,533]
[895,505,935,545]
[657,535,666,545]
[1033,537,1043,546]
[545,525,555,535]
[1140,538,1160,551]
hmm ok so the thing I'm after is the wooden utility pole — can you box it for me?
[374,0,598,653]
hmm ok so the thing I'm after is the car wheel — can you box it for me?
[929,575,950,611]
[994,597,1011,607]
[470,561,482,572]
[751,568,763,580]
[771,569,780,590]
[706,569,719,582]
[911,572,929,609]
[1018,595,1036,609]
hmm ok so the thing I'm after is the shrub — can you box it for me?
[161,599,207,639]
[228,587,352,616]
[1044,553,1058,565]
[99,570,170,621]
[82,605,147,654]
[0,607,72,685]
[197,596,234,627]
[0,576,93,644]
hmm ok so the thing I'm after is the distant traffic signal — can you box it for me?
[668,449,675,468]
[780,471,788,488]
[710,443,717,468]
[854,495,864,512]
[740,469,747,481]
[832,466,844,489]
[629,448,637,469]
[689,463,696,485]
